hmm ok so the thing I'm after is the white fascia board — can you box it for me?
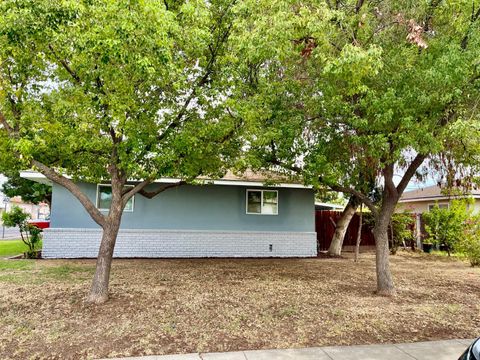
[20,171,311,189]
[399,195,480,203]
[20,171,54,185]
[315,202,345,209]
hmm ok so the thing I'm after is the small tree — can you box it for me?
[459,214,480,267]
[390,213,415,255]
[1,206,42,258]
[423,199,472,255]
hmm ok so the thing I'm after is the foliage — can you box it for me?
[0,0,243,300]
[231,0,479,191]
[390,213,415,254]
[230,0,480,293]
[315,191,348,206]
[1,171,51,205]
[1,206,41,258]
[0,0,241,184]
[423,199,473,255]
[458,214,480,267]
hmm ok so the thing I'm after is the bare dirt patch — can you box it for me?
[0,251,479,359]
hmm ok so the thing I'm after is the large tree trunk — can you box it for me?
[87,216,122,303]
[87,178,125,304]
[327,196,359,256]
[372,195,397,296]
[372,222,395,295]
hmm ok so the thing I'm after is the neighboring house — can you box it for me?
[397,185,480,214]
[2,196,50,220]
[21,171,317,259]
[397,185,480,248]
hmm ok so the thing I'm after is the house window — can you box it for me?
[246,190,278,215]
[97,185,134,212]
[428,203,449,212]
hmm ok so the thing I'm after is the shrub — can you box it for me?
[458,215,480,267]
[1,206,42,258]
[390,213,415,254]
[422,199,472,255]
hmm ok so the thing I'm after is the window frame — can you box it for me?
[96,184,135,212]
[245,189,279,215]
[427,203,449,212]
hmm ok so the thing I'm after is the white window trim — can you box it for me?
[246,189,278,215]
[96,184,135,212]
[427,202,449,212]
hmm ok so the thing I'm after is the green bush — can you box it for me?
[1,206,42,258]
[422,199,472,256]
[458,215,480,267]
[390,213,415,254]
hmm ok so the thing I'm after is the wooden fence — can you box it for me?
[315,210,376,251]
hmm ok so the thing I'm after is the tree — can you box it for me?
[423,199,472,255]
[316,191,357,257]
[1,171,52,206]
[327,196,360,256]
[2,206,42,258]
[231,0,480,295]
[0,0,241,303]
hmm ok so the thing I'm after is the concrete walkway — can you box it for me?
[108,339,473,360]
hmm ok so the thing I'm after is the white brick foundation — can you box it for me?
[42,228,318,258]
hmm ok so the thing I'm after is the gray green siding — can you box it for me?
[50,182,315,232]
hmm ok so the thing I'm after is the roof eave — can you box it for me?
[399,195,480,203]
[20,171,312,189]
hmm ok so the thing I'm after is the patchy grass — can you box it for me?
[0,239,28,258]
[0,251,479,359]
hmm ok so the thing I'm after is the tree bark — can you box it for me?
[327,196,359,256]
[354,204,363,262]
[87,216,121,304]
[87,175,125,304]
[372,194,397,296]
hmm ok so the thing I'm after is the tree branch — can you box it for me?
[0,111,14,135]
[355,0,365,14]
[31,160,106,227]
[327,183,378,216]
[396,153,426,196]
[48,44,81,84]
[461,4,480,49]
[423,0,442,32]
[122,179,154,206]
[138,181,187,199]
[383,163,398,199]
[157,15,234,142]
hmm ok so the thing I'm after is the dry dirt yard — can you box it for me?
[0,251,479,359]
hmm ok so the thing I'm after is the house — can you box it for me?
[20,171,317,259]
[397,185,480,214]
[2,196,50,220]
[397,185,480,247]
